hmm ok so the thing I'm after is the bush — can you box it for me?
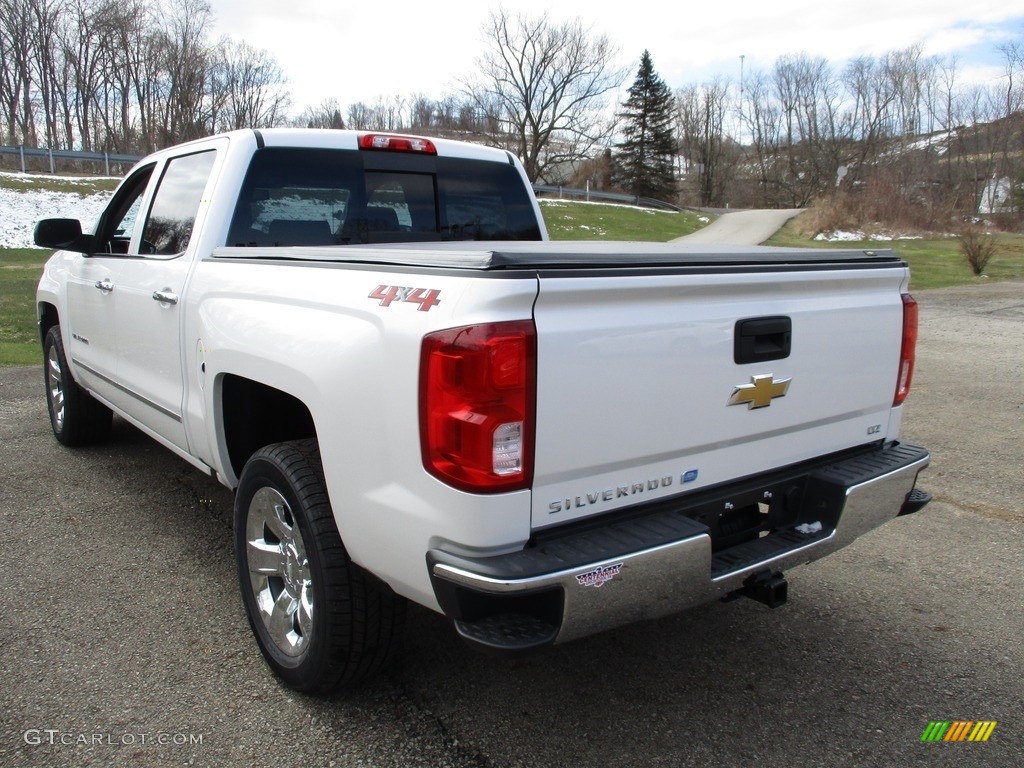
[957,226,997,275]
[794,171,956,240]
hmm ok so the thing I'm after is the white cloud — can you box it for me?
[207,0,1024,110]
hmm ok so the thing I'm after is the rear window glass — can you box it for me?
[227,147,541,247]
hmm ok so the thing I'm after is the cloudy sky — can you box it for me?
[209,0,1024,113]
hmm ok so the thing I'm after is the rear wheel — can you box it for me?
[42,325,112,446]
[234,439,405,692]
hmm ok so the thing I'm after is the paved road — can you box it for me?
[2,279,1022,768]
[678,209,804,244]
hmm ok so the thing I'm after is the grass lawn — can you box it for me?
[0,173,120,195]
[765,221,1024,290]
[0,248,47,367]
[539,199,710,241]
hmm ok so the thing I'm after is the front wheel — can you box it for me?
[42,325,112,446]
[234,439,405,693]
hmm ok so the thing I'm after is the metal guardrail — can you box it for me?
[0,145,141,175]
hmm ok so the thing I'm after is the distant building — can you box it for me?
[979,176,1014,214]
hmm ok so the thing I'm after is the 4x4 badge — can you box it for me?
[728,374,791,409]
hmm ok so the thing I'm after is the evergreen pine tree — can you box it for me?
[616,51,678,201]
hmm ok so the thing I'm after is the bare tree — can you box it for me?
[843,55,898,174]
[0,0,40,145]
[155,0,214,143]
[59,0,108,150]
[772,53,847,206]
[740,70,784,206]
[999,41,1024,117]
[26,0,64,148]
[408,94,435,130]
[211,38,291,131]
[368,94,406,131]
[297,98,345,129]
[102,0,153,151]
[675,80,736,206]
[433,94,463,132]
[462,9,626,182]
[346,102,372,130]
[885,45,930,138]
[998,41,1024,219]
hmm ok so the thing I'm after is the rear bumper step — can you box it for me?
[429,442,929,654]
[899,487,932,515]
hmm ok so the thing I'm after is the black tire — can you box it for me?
[234,439,406,693]
[42,325,113,446]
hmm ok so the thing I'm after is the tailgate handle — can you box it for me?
[735,316,791,364]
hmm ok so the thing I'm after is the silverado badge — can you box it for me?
[728,374,791,409]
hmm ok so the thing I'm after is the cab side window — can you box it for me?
[141,150,217,256]
[95,165,154,254]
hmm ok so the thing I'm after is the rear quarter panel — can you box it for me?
[185,258,539,609]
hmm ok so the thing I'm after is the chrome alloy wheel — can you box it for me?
[47,343,66,432]
[245,487,313,657]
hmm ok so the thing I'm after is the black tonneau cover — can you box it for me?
[211,241,904,271]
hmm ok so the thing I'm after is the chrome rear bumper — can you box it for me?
[428,442,930,652]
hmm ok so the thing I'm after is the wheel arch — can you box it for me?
[218,374,318,486]
[37,301,60,347]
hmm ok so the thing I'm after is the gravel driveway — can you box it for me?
[1,278,1021,768]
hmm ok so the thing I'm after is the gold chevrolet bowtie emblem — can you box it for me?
[728,374,791,409]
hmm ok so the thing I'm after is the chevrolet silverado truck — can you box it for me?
[34,128,930,693]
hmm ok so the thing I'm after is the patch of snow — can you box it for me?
[814,229,924,242]
[0,170,114,184]
[815,230,865,241]
[0,186,112,249]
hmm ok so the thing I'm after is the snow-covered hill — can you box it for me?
[0,172,113,249]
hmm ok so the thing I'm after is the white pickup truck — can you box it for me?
[35,128,930,693]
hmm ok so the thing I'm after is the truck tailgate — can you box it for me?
[531,261,909,529]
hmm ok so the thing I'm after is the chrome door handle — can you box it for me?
[152,290,179,305]
[94,278,114,293]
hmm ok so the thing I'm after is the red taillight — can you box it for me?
[359,133,437,154]
[894,293,918,406]
[420,321,536,493]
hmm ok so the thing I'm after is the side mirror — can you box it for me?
[34,218,95,254]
